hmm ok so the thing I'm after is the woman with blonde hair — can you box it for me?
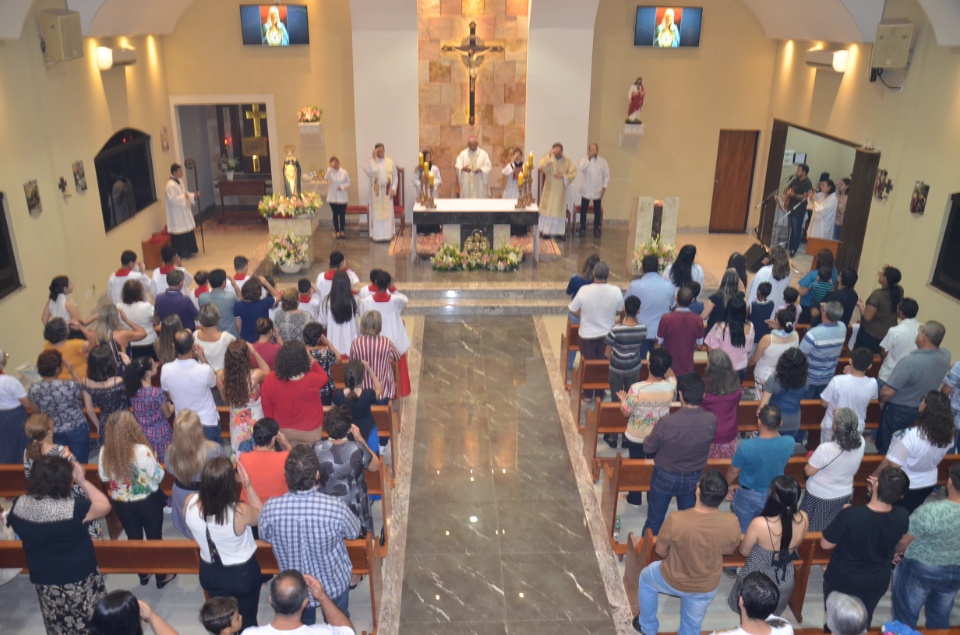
[24,413,103,539]
[94,303,146,373]
[164,409,225,540]
[156,314,183,366]
[218,340,270,455]
[98,411,174,588]
[349,310,400,404]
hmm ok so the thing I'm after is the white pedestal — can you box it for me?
[267,213,320,265]
[442,224,460,246]
[619,123,645,149]
[298,123,324,149]
[493,224,510,247]
[661,197,679,247]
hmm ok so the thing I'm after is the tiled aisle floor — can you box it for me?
[398,316,616,635]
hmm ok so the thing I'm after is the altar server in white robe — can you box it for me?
[362,143,398,241]
[537,143,578,240]
[316,251,360,306]
[501,148,524,199]
[806,178,838,240]
[455,135,492,198]
[164,163,200,257]
[413,149,442,197]
[359,270,411,398]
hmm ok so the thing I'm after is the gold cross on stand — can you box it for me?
[441,21,504,126]
[244,104,268,172]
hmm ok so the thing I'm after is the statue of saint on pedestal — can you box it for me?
[283,145,301,198]
[627,77,645,124]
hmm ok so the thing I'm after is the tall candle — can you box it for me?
[418,152,423,165]
[518,173,524,187]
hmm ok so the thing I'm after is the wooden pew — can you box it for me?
[0,463,391,549]
[570,359,613,429]
[582,399,629,481]
[0,537,382,634]
[560,322,580,389]
[735,399,882,449]
[600,453,960,557]
[622,528,830,622]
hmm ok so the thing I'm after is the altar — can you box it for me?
[412,199,541,262]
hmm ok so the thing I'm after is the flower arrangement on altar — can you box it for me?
[297,106,322,123]
[632,235,676,274]
[258,192,323,218]
[430,243,523,272]
[268,233,310,266]
[217,152,240,172]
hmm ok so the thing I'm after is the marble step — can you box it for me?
[402,286,570,301]
[404,296,569,315]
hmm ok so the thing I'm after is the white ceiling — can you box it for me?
[2,0,960,45]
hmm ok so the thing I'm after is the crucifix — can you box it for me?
[441,21,504,126]
[243,104,268,172]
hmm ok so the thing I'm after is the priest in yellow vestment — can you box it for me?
[538,143,578,239]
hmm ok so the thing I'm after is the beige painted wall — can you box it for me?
[0,1,173,366]
[588,0,777,229]
[780,127,855,186]
[161,0,358,200]
[765,0,960,355]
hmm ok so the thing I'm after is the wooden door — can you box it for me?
[709,130,759,233]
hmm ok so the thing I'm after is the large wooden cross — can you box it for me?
[243,104,268,172]
[441,21,504,126]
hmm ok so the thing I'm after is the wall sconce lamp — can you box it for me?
[805,47,850,73]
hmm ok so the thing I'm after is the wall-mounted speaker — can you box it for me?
[872,20,913,69]
[40,9,83,62]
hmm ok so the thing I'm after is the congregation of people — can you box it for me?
[566,244,960,634]
[0,246,413,634]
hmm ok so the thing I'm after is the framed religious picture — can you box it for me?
[72,161,87,192]
[910,181,929,215]
[160,126,170,152]
[23,180,41,215]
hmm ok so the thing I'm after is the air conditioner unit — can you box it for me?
[112,47,137,66]
[40,9,83,62]
[805,48,849,73]
[872,20,913,69]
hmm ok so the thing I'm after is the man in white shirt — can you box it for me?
[242,570,355,635]
[454,135,492,198]
[107,249,152,305]
[160,330,219,442]
[878,297,920,384]
[711,571,794,635]
[820,347,879,442]
[569,261,624,400]
[151,245,193,297]
[578,143,610,238]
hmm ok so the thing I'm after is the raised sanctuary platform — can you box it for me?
[412,198,541,262]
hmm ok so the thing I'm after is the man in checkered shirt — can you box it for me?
[259,445,362,626]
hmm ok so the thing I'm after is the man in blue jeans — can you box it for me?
[633,469,740,635]
[726,405,795,533]
[641,374,716,535]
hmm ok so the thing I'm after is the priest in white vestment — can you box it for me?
[806,179,838,240]
[362,143,398,242]
[537,143,578,239]
[455,135,492,198]
[165,163,199,257]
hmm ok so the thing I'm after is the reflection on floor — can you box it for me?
[398,316,616,634]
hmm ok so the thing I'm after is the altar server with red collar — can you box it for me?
[190,271,210,310]
[316,251,360,305]
[107,249,152,305]
[297,279,321,320]
[151,246,193,297]
[359,270,411,397]
[231,255,253,296]
[357,268,397,302]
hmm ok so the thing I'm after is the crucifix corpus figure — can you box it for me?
[441,21,504,126]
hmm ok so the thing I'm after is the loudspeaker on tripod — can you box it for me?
[745,243,768,273]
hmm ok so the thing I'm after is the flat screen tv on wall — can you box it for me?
[635,6,703,48]
[239,5,310,46]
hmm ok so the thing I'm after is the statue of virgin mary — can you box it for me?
[283,146,302,198]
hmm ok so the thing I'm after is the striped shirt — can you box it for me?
[808,279,834,305]
[604,323,648,374]
[258,489,361,606]
[349,335,400,400]
[799,321,847,386]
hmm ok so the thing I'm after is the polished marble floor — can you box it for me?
[398,316,616,635]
